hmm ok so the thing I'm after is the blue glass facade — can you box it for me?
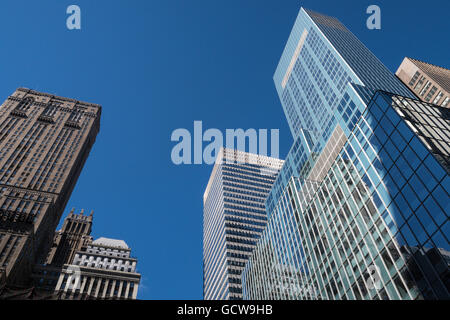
[242,8,450,300]
[244,92,450,300]
[267,8,415,218]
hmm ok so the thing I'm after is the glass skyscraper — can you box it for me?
[242,8,449,300]
[203,148,283,300]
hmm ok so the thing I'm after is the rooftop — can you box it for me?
[92,237,129,250]
[407,57,450,93]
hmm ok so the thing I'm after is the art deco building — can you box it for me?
[29,209,141,300]
[242,8,449,300]
[32,208,94,292]
[203,148,283,300]
[46,208,94,267]
[0,88,101,286]
[55,237,141,300]
[396,57,450,107]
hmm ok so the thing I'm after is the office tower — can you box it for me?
[396,57,450,107]
[46,208,94,267]
[242,8,449,300]
[0,88,101,286]
[203,148,283,300]
[54,237,141,300]
[275,9,413,143]
[32,208,94,292]
[244,92,450,300]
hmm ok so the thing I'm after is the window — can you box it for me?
[425,86,438,102]
[432,91,443,105]
[441,97,449,107]
[414,76,425,91]
[408,71,421,86]
[419,81,431,96]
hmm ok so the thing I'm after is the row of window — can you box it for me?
[409,71,449,107]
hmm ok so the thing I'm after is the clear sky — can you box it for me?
[0,0,448,299]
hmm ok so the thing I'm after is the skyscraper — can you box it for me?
[32,208,94,292]
[396,57,450,107]
[54,237,141,300]
[45,208,94,267]
[203,148,283,300]
[242,8,449,300]
[0,88,101,286]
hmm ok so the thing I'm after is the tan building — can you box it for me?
[396,57,450,107]
[0,88,101,286]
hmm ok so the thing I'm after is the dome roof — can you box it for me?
[92,237,129,249]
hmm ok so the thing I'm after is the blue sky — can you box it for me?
[0,0,448,299]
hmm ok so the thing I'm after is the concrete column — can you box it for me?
[87,277,95,296]
[102,279,110,298]
[124,282,130,298]
[118,280,124,298]
[93,278,101,297]
[65,274,73,293]
[110,280,117,298]
[132,283,138,299]
[80,276,87,293]
[55,273,65,291]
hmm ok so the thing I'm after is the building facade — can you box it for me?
[32,208,94,292]
[55,237,140,300]
[0,88,101,286]
[45,208,94,267]
[242,8,450,300]
[396,57,450,108]
[244,92,450,300]
[30,210,141,300]
[203,148,283,300]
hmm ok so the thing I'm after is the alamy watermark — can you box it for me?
[170,121,279,165]
[65,265,81,291]
[365,264,382,290]
[66,5,81,30]
[366,5,381,30]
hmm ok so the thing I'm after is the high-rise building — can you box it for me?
[203,148,283,300]
[32,208,94,292]
[242,8,449,300]
[0,88,101,286]
[54,237,141,300]
[46,208,94,267]
[396,57,450,107]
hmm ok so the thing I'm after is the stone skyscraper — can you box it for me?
[45,208,94,267]
[0,88,101,286]
[31,208,94,293]
[203,148,283,300]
